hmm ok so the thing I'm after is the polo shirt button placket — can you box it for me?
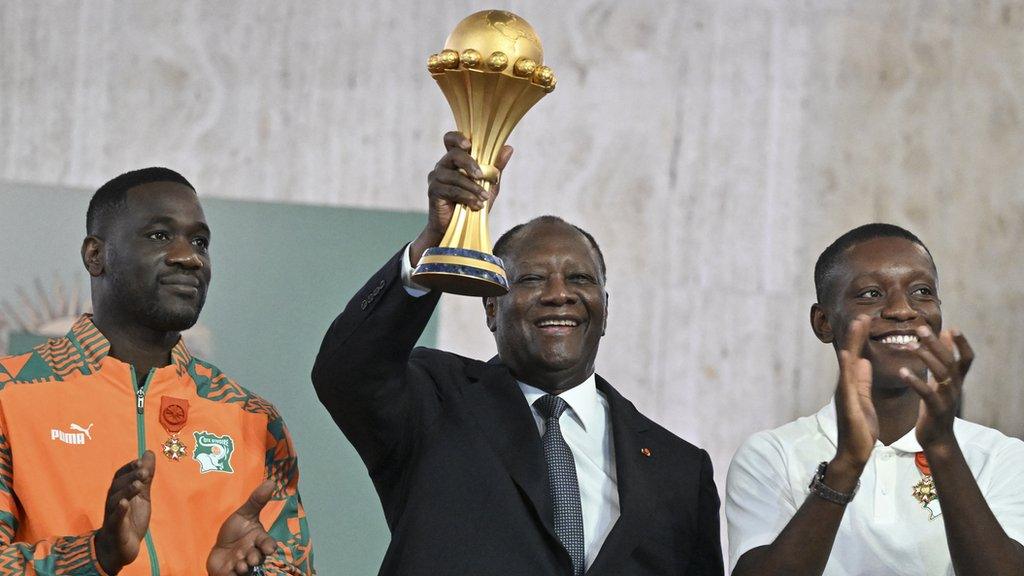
[880,451,891,494]
[873,449,898,522]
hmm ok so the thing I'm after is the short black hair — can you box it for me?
[814,223,934,304]
[492,215,607,281]
[86,167,195,235]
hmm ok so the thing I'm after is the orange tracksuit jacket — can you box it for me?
[0,316,313,575]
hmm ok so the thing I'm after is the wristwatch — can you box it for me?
[808,461,858,505]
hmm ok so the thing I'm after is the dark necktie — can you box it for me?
[534,394,585,576]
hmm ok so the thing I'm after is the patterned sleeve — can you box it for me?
[0,393,109,576]
[256,402,314,575]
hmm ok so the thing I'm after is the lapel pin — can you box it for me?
[641,447,652,457]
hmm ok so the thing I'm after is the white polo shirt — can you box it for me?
[726,400,1024,576]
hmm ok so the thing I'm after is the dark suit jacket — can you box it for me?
[312,250,724,576]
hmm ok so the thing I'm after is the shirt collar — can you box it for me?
[817,397,923,454]
[518,373,601,432]
[69,314,193,377]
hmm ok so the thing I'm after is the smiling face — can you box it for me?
[486,221,607,393]
[812,236,941,388]
[95,181,212,333]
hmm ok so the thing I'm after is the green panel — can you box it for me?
[7,333,48,354]
[6,348,53,381]
[0,180,434,574]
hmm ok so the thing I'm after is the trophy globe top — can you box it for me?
[444,10,544,74]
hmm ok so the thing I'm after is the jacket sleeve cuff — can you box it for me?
[85,531,113,576]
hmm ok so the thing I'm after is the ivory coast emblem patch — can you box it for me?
[192,431,235,474]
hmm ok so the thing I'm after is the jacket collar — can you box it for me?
[69,314,193,377]
[517,373,601,432]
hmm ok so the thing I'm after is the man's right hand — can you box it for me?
[94,451,156,575]
[410,131,513,266]
[830,315,877,491]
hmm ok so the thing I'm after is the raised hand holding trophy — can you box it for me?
[411,10,556,297]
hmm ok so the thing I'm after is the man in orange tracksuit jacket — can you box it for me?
[0,168,313,575]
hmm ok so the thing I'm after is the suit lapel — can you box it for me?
[462,359,558,542]
[461,366,651,574]
[587,376,654,575]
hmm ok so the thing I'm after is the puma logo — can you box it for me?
[70,423,93,440]
[51,423,93,445]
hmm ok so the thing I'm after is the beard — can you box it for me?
[107,271,206,333]
[143,296,205,332]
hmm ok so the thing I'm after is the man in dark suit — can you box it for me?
[312,132,723,576]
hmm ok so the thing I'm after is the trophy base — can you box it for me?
[411,247,509,297]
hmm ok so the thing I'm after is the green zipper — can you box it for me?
[131,366,162,576]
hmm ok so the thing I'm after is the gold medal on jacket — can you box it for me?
[159,396,190,461]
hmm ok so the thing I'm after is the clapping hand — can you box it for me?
[206,480,279,576]
[898,326,974,449]
[95,451,156,575]
[833,315,878,473]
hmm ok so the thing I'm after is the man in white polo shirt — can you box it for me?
[726,223,1024,576]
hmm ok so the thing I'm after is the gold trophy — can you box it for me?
[411,10,556,296]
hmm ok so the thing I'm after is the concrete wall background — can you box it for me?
[3,0,1023,564]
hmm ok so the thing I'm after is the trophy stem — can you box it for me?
[437,197,493,253]
[479,196,493,249]
[439,204,466,248]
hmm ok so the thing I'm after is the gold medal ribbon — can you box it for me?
[159,396,190,461]
[912,452,941,520]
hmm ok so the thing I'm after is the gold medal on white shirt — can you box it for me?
[912,452,942,520]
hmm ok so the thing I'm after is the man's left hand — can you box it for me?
[206,480,279,576]
[899,327,974,450]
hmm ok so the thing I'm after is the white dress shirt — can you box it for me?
[400,243,432,296]
[726,399,1024,576]
[400,243,621,568]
